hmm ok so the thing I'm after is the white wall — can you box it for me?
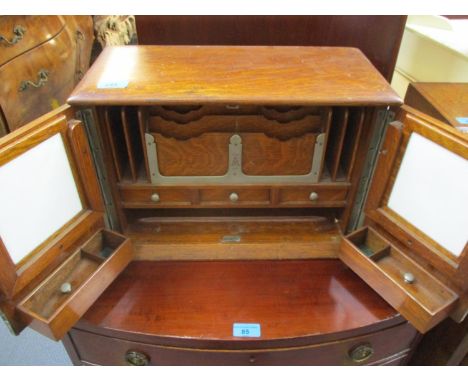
[391,16,468,98]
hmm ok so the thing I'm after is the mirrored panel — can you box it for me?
[388,132,468,257]
[0,134,83,264]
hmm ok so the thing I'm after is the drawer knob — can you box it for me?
[249,355,256,364]
[125,350,149,366]
[60,282,72,294]
[229,192,239,203]
[309,192,319,201]
[403,272,415,284]
[348,343,374,363]
[150,193,160,203]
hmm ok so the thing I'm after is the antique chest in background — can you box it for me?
[0,15,93,135]
[0,45,466,365]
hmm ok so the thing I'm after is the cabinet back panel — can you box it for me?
[153,132,230,176]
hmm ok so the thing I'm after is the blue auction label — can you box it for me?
[97,80,129,89]
[233,323,261,338]
[456,117,468,124]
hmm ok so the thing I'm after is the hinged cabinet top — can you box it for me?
[68,46,402,107]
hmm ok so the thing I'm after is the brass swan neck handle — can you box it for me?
[19,69,49,92]
[0,25,26,46]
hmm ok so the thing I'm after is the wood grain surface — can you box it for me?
[17,229,133,340]
[340,226,458,333]
[365,106,468,298]
[405,82,468,128]
[123,217,341,261]
[135,16,406,81]
[0,16,64,65]
[68,46,402,106]
[76,259,404,347]
[118,184,349,209]
[0,16,93,132]
[69,321,416,365]
[153,132,230,176]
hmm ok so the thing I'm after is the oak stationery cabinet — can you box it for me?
[0,46,466,365]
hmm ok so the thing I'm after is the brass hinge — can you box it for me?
[76,109,120,231]
[347,108,395,232]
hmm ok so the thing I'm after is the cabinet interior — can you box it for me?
[96,104,372,260]
[101,105,367,184]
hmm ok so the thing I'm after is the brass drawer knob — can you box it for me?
[150,193,160,202]
[229,192,239,203]
[309,192,319,201]
[125,350,149,366]
[348,343,374,363]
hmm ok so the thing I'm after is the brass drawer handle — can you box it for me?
[19,69,49,92]
[125,350,150,366]
[0,25,26,46]
[348,343,374,363]
[150,193,160,202]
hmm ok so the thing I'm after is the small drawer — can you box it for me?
[199,188,270,206]
[17,229,133,340]
[119,187,193,207]
[70,321,417,365]
[278,186,347,207]
[339,226,458,333]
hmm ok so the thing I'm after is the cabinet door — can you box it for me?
[0,106,133,340]
[340,105,468,333]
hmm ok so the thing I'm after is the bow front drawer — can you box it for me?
[69,321,417,365]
